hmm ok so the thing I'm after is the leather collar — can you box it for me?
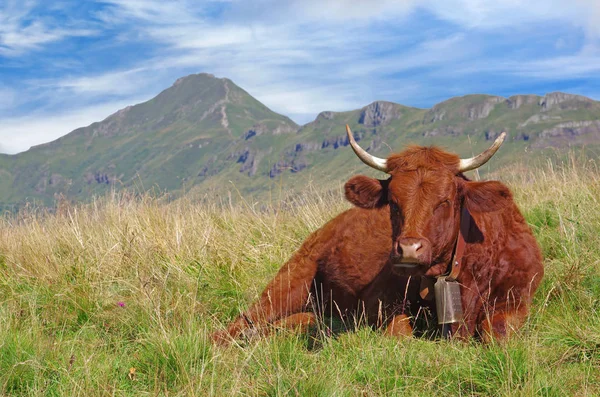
[420,205,471,300]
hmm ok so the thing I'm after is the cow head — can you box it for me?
[344,125,510,277]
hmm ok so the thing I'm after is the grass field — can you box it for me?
[1,157,599,396]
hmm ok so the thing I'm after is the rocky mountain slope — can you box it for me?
[1,74,599,210]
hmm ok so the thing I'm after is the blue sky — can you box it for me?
[1,0,600,154]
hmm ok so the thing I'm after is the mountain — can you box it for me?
[1,74,600,211]
[0,74,298,209]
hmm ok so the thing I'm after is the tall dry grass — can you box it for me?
[0,157,598,396]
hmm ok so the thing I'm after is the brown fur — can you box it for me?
[213,146,543,344]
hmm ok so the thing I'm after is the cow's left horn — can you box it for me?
[346,125,389,173]
[458,132,507,172]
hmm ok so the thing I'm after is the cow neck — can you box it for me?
[446,204,470,282]
[419,204,470,300]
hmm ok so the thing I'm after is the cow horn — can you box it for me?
[458,132,507,172]
[346,125,389,173]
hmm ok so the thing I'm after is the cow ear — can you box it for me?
[462,180,513,213]
[344,175,389,209]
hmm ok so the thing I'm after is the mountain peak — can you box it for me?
[173,73,218,86]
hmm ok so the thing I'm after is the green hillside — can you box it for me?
[1,74,600,210]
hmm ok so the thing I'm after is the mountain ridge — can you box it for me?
[1,73,600,211]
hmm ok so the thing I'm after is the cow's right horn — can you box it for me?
[346,125,389,173]
[458,132,507,172]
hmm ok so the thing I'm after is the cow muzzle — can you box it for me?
[392,237,432,269]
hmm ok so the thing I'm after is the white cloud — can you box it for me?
[271,0,417,22]
[0,0,96,56]
[231,0,600,41]
[418,0,600,46]
[97,0,205,25]
[44,67,151,95]
[0,98,149,154]
[445,50,600,81]
[254,84,362,118]
[574,0,600,39]
[4,0,600,153]
[150,24,255,49]
[513,54,600,79]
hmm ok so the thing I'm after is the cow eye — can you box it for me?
[434,200,450,212]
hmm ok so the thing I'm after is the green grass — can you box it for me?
[0,158,599,396]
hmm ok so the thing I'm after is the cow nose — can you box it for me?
[397,238,431,264]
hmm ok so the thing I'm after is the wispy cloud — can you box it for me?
[41,67,151,96]
[0,97,150,154]
[2,0,600,153]
[0,0,96,56]
[98,0,200,24]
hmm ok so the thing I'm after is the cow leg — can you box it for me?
[480,305,529,343]
[272,312,317,333]
[383,314,413,338]
[212,312,317,345]
[212,252,318,345]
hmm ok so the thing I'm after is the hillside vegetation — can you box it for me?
[2,73,600,211]
[0,157,599,396]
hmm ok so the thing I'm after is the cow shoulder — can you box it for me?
[462,180,513,213]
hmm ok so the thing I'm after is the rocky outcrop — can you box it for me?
[242,124,268,140]
[294,142,320,152]
[539,120,600,139]
[242,121,296,139]
[424,96,504,123]
[316,111,335,121]
[519,114,562,127]
[269,157,307,178]
[230,148,260,176]
[272,123,297,135]
[539,92,594,111]
[321,129,367,149]
[83,172,116,185]
[465,97,504,120]
[423,126,463,137]
[532,120,600,148]
[239,151,262,176]
[236,149,251,164]
[485,130,504,141]
[359,101,402,127]
[506,95,539,109]
[514,132,530,141]
[322,135,349,149]
[425,107,447,123]
[198,157,219,178]
[302,111,339,131]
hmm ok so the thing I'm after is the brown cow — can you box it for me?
[212,126,543,344]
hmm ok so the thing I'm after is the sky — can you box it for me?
[1,0,600,154]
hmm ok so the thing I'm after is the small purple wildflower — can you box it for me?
[117,301,126,308]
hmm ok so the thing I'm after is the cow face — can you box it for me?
[343,126,510,276]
